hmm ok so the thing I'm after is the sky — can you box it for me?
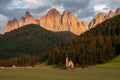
[0,0,120,33]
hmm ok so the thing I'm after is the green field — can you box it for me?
[0,66,120,80]
[0,55,120,80]
[96,55,120,68]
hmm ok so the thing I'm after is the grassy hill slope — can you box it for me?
[97,55,120,68]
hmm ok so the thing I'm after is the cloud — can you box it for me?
[0,0,12,6]
[30,5,52,19]
[77,8,95,18]
[0,0,51,20]
[54,0,90,13]
[107,0,120,10]
[0,14,8,33]
[94,5,106,11]
[53,0,92,22]
[23,0,45,9]
[90,0,120,12]
[93,4,110,14]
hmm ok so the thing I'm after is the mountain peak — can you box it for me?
[68,11,73,15]
[19,16,25,27]
[107,10,114,19]
[68,11,75,17]
[47,8,60,16]
[109,10,114,14]
[4,8,88,35]
[89,8,120,29]
[26,11,31,17]
[13,18,17,21]
[97,12,105,19]
[39,8,88,35]
[49,8,57,12]
[62,11,67,16]
[21,16,25,19]
[4,19,19,33]
[89,12,105,29]
[96,12,105,22]
[115,8,120,15]
[24,11,37,26]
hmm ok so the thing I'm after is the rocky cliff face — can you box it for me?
[89,13,105,29]
[19,16,25,27]
[40,8,61,31]
[5,8,88,35]
[89,8,120,29]
[4,18,19,33]
[4,11,37,33]
[81,21,89,32]
[24,11,37,25]
[115,8,120,15]
[40,8,88,35]
[107,10,114,19]
[4,8,120,34]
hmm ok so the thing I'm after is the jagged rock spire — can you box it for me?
[89,12,105,29]
[4,8,88,35]
[4,11,37,33]
[26,11,31,17]
[19,16,25,27]
[4,18,19,33]
[24,11,37,25]
[40,8,88,35]
[5,8,120,34]
[115,8,120,15]
[107,10,114,19]
[89,8,120,29]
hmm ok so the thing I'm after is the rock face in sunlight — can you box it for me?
[89,8,120,29]
[89,13,105,29]
[106,10,114,19]
[24,11,37,25]
[4,18,19,33]
[81,21,89,32]
[19,16,25,27]
[40,8,88,35]
[5,11,37,33]
[4,8,88,35]
[40,8,61,31]
[115,8,120,15]
[61,11,88,35]
[4,8,120,34]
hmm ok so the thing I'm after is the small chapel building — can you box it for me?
[66,55,74,69]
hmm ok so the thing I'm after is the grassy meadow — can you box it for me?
[0,66,120,80]
[0,55,120,80]
[96,55,120,68]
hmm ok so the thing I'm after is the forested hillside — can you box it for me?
[0,24,76,59]
[48,15,120,67]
